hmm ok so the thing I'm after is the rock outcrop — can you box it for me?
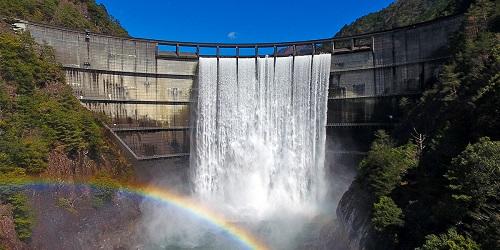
[335,182,375,250]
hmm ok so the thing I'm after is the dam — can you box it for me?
[13,14,463,164]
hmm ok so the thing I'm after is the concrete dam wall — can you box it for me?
[18,15,463,161]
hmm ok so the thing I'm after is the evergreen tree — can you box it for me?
[418,228,480,250]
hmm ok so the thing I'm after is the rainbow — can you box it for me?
[0,177,269,250]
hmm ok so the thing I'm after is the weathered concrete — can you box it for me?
[18,14,463,161]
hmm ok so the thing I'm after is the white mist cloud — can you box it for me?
[227,31,237,40]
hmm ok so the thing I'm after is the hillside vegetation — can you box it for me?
[0,0,127,36]
[336,0,471,37]
[0,29,133,245]
[0,31,132,177]
[0,0,132,246]
[354,0,499,249]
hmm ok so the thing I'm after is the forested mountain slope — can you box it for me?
[0,0,127,36]
[336,0,471,37]
[339,0,499,249]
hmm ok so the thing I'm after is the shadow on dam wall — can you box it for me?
[15,14,463,170]
[132,157,191,192]
[101,125,190,191]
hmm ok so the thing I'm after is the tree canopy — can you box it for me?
[0,0,127,36]
[354,1,499,249]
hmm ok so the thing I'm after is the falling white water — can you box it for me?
[191,54,331,219]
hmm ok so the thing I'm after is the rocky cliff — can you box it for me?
[335,182,376,250]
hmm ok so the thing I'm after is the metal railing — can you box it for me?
[156,38,371,58]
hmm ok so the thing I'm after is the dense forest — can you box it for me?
[0,0,131,245]
[354,0,499,249]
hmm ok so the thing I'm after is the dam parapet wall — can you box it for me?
[16,14,463,160]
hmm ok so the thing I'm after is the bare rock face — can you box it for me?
[29,189,142,250]
[44,147,100,180]
[0,204,27,250]
[335,182,376,250]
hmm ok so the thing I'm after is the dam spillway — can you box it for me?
[14,14,463,163]
[192,55,331,215]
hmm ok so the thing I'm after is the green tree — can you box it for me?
[358,130,418,198]
[418,228,480,250]
[372,196,404,232]
[446,137,500,249]
[7,193,34,241]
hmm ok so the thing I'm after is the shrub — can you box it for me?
[7,193,34,241]
[56,197,78,214]
[89,174,122,208]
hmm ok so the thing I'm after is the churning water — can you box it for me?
[191,54,332,220]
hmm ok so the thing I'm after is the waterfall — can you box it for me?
[191,54,331,218]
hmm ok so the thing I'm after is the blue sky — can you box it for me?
[96,0,394,43]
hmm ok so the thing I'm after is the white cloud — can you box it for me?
[227,31,237,40]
